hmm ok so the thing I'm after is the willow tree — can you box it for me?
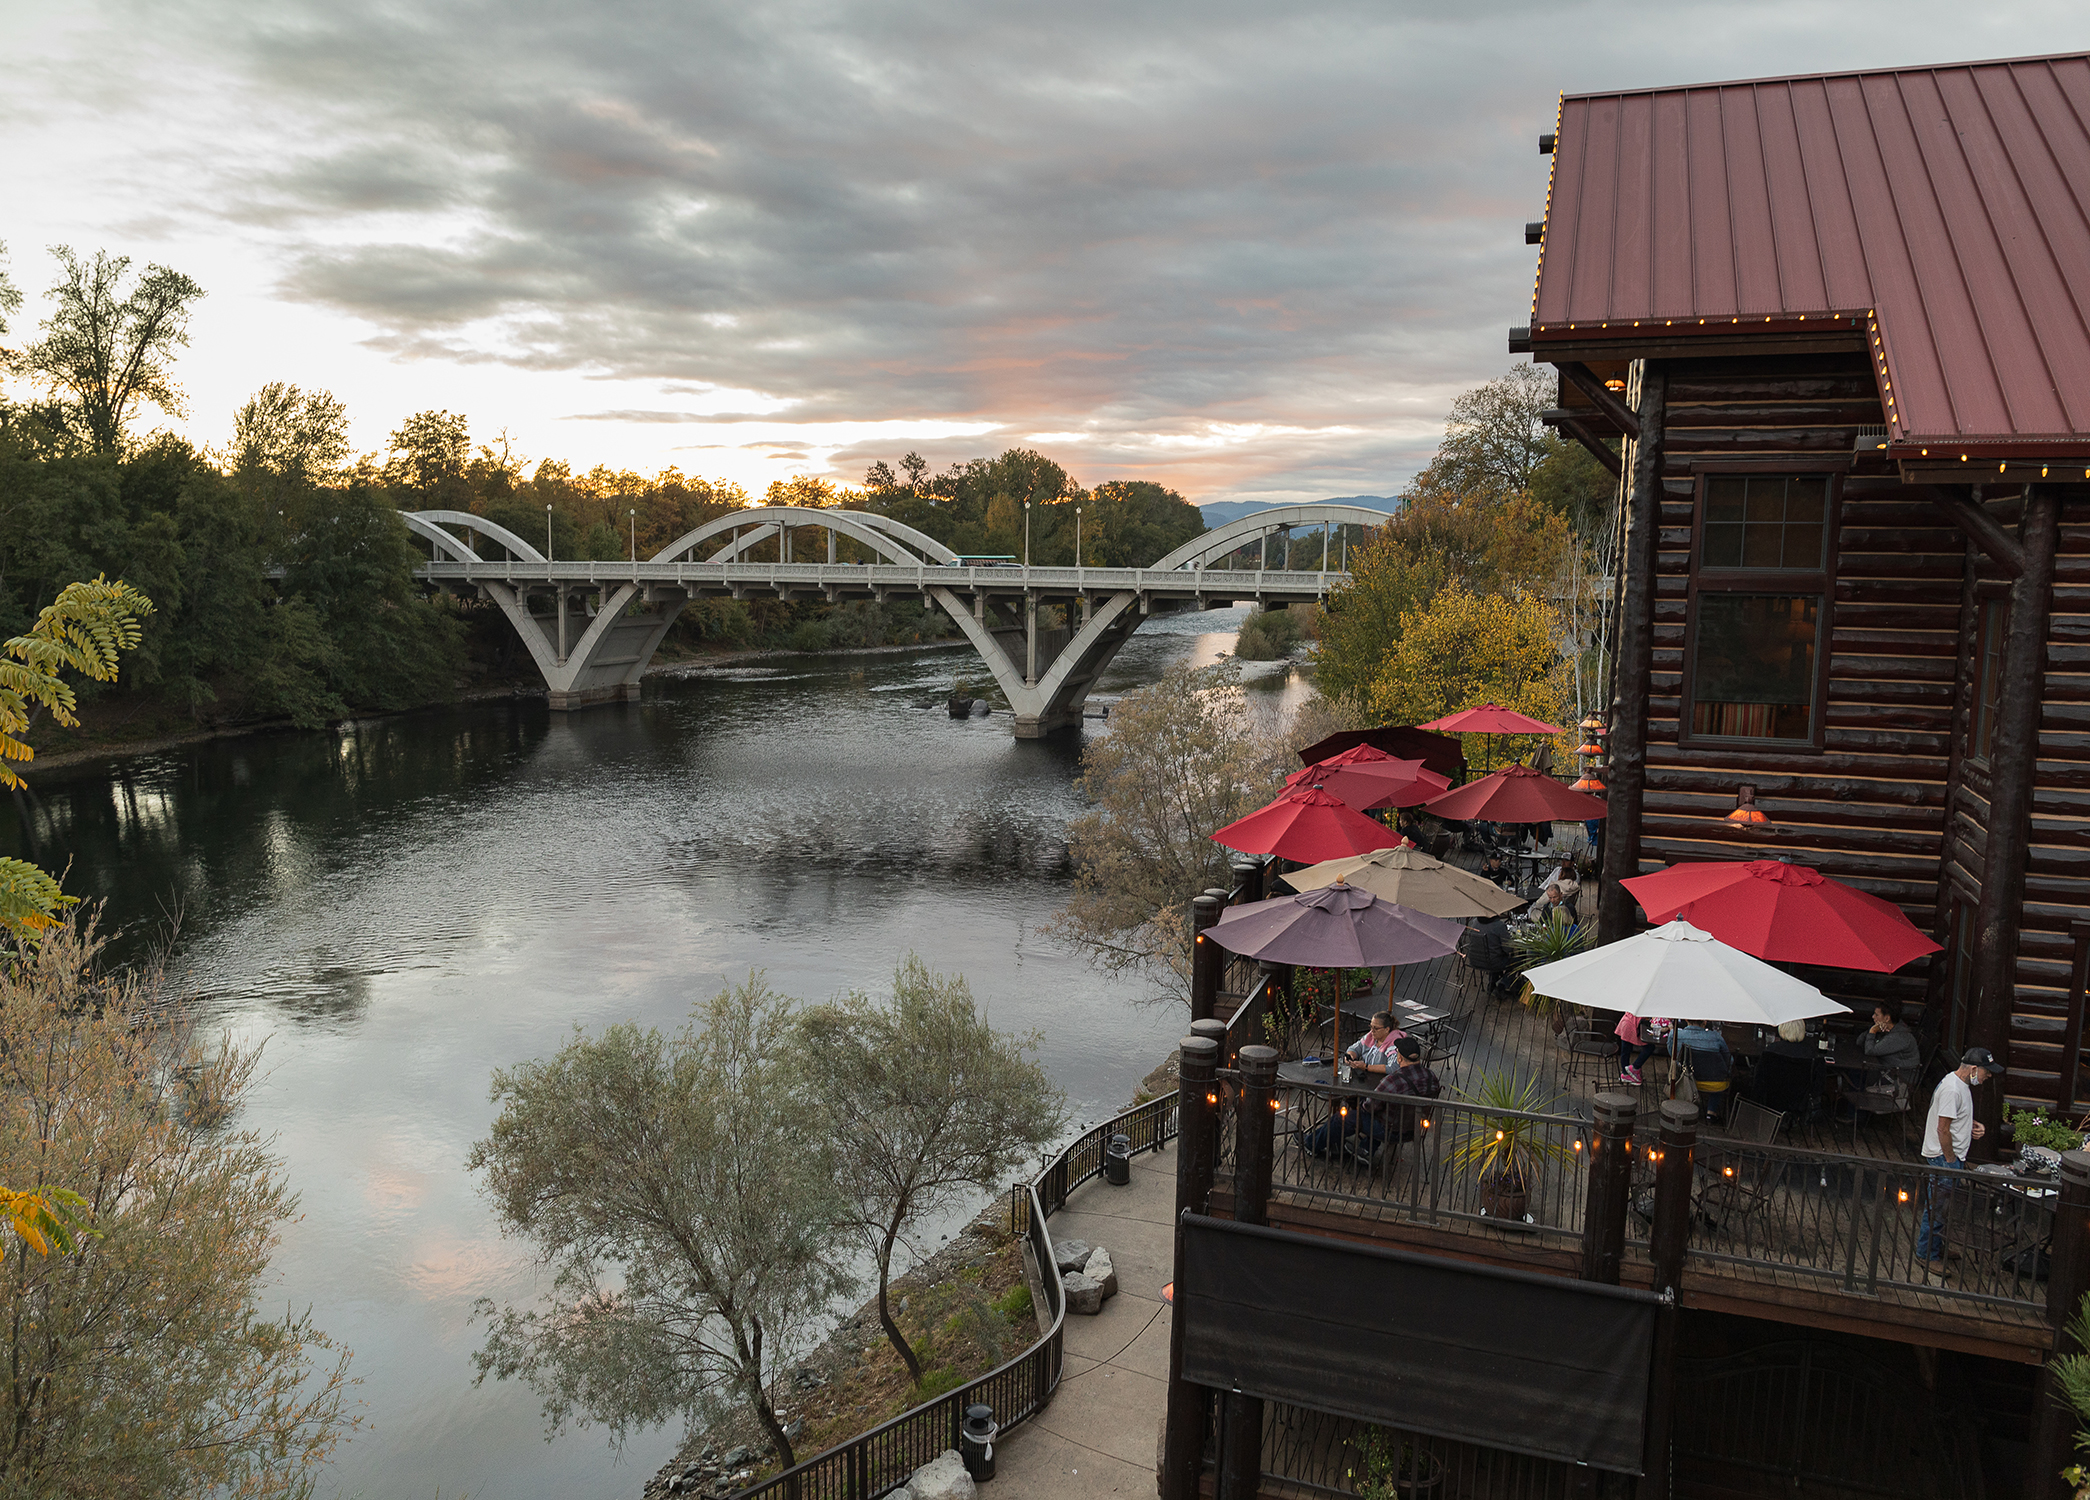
[799,958,1064,1381]
[469,977,850,1471]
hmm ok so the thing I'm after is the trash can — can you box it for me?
[960,1402,998,1481]
[1102,1133,1132,1186]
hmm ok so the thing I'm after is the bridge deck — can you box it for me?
[414,560,1348,601]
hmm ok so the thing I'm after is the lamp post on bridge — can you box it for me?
[546,504,554,562]
[1023,501,1031,569]
[629,508,636,563]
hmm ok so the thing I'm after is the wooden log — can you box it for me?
[1600,363,1665,945]
[1642,765,1946,805]
[1972,485,2062,1150]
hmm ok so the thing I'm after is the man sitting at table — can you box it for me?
[1459,916,1517,999]
[1369,1036,1445,1147]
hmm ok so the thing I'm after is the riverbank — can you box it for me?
[18,636,979,774]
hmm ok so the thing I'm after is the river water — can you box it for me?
[4,605,1302,1499]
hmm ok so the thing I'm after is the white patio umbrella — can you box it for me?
[1519,920,1847,1027]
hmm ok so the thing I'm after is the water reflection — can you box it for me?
[0,606,1297,1499]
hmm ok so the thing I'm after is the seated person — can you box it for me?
[1755,1020,1819,1119]
[1370,1035,1445,1144]
[1525,880,1579,926]
[1458,916,1518,998]
[1479,851,1516,891]
[1672,1020,1734,1122]
[1342,1011,1406,1080]
[1614,1013,1669,1085]
[1836,1001,1921,1120]
[1540,860,1578,900]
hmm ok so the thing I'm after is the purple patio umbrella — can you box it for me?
[1206,883,1464,1069]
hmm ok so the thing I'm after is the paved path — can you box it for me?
[992,1139,1175,1498]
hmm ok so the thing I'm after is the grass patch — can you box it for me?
[994,1284,1033,1321]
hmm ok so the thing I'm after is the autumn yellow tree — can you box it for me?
[1366,583,1570,767]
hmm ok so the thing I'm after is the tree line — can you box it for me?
[0,244,1209,742]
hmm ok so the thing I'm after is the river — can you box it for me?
[4,605,1304,1499]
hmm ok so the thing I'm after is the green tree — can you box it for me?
[381,409,472,505]
[0,914,357,1496]
[798,958,1065,1382]
[1364,582,1569,766]
[468,976,850,1471]
[231,383,350,495]
[1050,663,1294,1000]
[18,248,206,454]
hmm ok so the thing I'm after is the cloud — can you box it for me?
[13,0,2090,499]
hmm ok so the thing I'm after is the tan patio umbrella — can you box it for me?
[1284,846,1524,920]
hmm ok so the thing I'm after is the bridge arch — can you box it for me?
[650,507,958,567]
[403,508,547,564]
[1150,503,1389,572]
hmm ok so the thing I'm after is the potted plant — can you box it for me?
[1451,1069,1575,1223]
[1508,917,1593,1033]
[1347,1428,1444,1499]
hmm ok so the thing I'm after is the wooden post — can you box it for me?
[1218,1046,1278,1500]
[1640,1099,1698,1500]
[1598,362,1666,945]
[1191,896,1224,1024]
[1161,1036,1223,1500]
[1970,484,2061,1152]
[2029,1151,2090,1500]
[1582,1092,1638,1285]
[1260,855,1282,903]
[2064,922,2090,1115]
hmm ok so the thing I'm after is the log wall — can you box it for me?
[1590,348,2090,1105]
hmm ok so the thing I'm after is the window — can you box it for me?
[1684,475,1833,745]
[1972,598,2007,764]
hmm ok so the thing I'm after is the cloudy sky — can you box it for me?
[6,2,2087,505]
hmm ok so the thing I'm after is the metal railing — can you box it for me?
[1649,1133,2056,1312]
[1264,1084,1596,1251]
[731,1091,1179,1500]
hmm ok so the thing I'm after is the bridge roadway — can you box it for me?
[406,502,1380,736]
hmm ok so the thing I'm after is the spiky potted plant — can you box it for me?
[1509,915,1594,1034]
[1451,1069,1575,1223]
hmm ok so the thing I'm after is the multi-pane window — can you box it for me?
[1685,475,1832,745]
[1972,598,2008,764]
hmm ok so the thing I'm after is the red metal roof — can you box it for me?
[1530,53,2090,459]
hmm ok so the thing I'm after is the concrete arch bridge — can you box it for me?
[405,504,1381,736]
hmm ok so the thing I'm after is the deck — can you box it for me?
[1216,934,2060,1364]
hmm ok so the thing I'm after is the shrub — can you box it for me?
[788,619,834,653]
[1234,606,1302,661]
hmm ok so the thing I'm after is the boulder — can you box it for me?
[907,1449,977,1500]
[1052,1239,1092,1273]
[1064,1271,1105,1315]
[1083,1245,1119,1300]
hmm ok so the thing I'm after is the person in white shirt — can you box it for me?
[1916,1046,2004,1270]
[1342,1012,1406,1079]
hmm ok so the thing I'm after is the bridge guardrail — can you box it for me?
[728,1090,1179,1500]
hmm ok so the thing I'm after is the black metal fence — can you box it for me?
[1640,1132,2058,1311]
[1265,1083,1596,1252]
[1250,1399,1586,1499]
[730,1091,1178,1500]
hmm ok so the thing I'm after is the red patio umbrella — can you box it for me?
[1620,860,1943,973]
[1209,785,1400,863]
[1417,704,1563,772]
[1423,764,1607,824]
[1283,751,1450,811]
[1418,705,1564,735]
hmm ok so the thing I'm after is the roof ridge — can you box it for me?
[1562,50,2090,103]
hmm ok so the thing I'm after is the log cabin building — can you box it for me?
[1515,50,2090,1138]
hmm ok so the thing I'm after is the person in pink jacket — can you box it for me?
[1615,1013,1670,1086]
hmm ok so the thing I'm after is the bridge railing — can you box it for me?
[728,1091,1179,1500]
[411,558,1349,595]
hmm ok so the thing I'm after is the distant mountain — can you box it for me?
[1197,496,1399,528]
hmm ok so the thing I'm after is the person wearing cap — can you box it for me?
[1916,1047,2005,1271]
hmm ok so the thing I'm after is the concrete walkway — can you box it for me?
[992,1139,1176,1498]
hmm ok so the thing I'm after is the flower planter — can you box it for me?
[1478,1175,1529,1222]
